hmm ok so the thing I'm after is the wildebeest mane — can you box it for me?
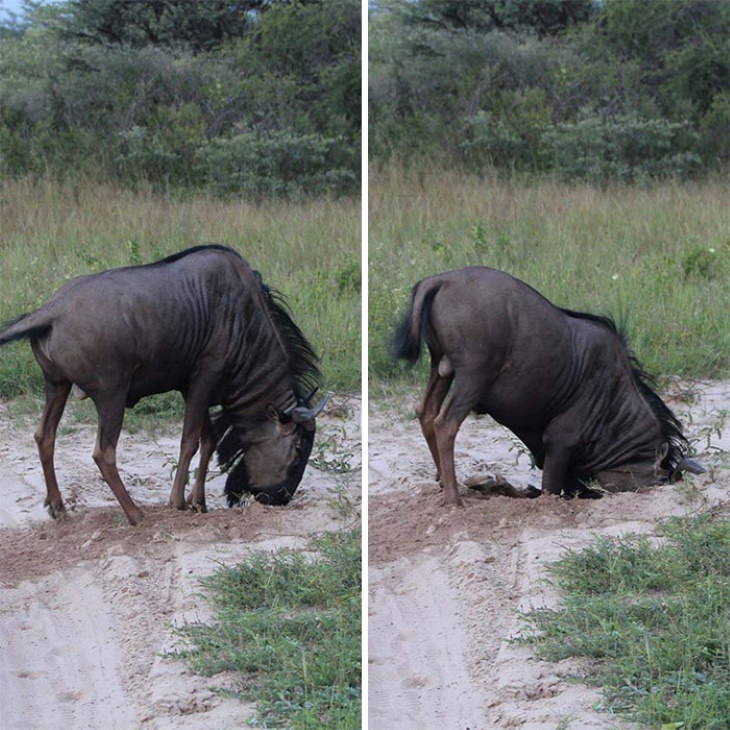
[145,243,237,267]
[561,307,687,470]
[260,283,320,401]
[625,356,687,471]
[211,272,320,505]
[559,307,620,333]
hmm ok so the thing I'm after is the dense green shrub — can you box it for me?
[462,88,552,171]
[201,131,359,198]
[0,0,360,197]
[371,0,730,179]
[543,116,703,182]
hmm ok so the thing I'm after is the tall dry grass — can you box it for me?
[370,164,730,381]
[0,175,361,396]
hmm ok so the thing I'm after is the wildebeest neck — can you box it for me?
[563,315,685,476]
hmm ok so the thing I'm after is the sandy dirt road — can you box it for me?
[0,395,361,730]
[368,381,730,730]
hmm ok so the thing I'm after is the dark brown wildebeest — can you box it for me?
[0,245,326,525]
[393,266,702,506]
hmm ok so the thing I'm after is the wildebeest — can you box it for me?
[0,245,326,525]
[393,266,702,506]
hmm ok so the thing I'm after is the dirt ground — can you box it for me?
[0,395,361,730]
[368,380,730,730]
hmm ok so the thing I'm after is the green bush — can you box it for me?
[543,115,703,182]
[462,88,552,171]
[682,246,725,281]
[0,1,360,195]
[370,0,730,178]
[701,91,730,164]
[200,131,359,198]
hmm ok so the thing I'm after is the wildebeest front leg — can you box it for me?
[169,380,217,511]
[186,412,215,513]
[416,358,453,481]
[93,395,144,526]
[541,433,574,496]
[35,379,71,518]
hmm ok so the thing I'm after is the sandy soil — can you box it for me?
[368,380,730,730]
[0,395,361,730]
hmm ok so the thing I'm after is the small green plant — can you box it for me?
[428,231,450,259]
[311,427,356,473]
[469,221,490,255]
[507,433,536,468]
[336,260,361,294]
[327,483,359,523]
[682,247,721,280]
[688,409,728,454]
[126,238,143,266]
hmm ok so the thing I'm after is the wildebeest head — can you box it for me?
[216,390,327,506]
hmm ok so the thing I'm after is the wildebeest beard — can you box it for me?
[212,413,316,506]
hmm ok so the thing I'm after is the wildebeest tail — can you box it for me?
[391,279,442,363]
[0,311,52,346]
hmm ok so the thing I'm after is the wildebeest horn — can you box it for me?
[289,394,328,423]
[669,456,706,482]
[301,386,318,406]
[676,457,706,475]
[282,386,320,416]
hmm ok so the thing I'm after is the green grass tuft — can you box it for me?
[174,528,361,729]
[524,514,730,729]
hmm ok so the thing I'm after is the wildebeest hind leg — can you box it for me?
[92,395,144,525]
[187,412,214,512]
[433,375,479,507]
[416,360,452,481]
[35,379,71,518]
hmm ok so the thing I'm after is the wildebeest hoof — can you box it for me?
[576,486,604,499]
[44,500,67,520]
[542,490,563,500]
[126,509,144,526]
[440,494,464,508]
[189,501,207,514]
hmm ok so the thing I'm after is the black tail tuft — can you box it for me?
[391,283,440,364]
[0,313,50,346]
[391,312,421,363]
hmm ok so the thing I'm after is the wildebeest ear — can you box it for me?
[266,403,294,425]
[266,403,281,422]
